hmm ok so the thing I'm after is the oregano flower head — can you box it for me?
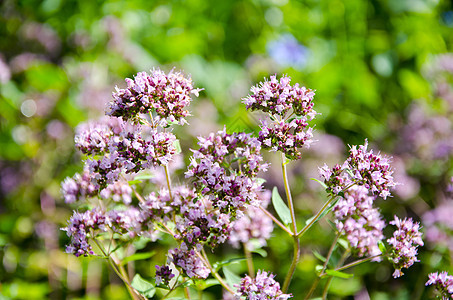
[107,68,203,125]
[387,216,423,278]
[425,271,453,299]
[242,74,317,160]
[235,270,292,300]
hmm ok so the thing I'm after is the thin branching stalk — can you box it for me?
[259,206,293,235]
[322,250,350,299]
[305,233,341,299]
[320,254,382,277]
[164,164,173,200]
[281,153,301,293]
[92,237,145,300]
[244,245,255,277]
[199,249,236,295]
[297,194,336,238]
[184,287,191,299]
[281,153,298,234]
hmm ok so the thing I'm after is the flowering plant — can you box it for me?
[61,69,444,299]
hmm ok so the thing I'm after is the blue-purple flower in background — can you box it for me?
[266,33,309,70]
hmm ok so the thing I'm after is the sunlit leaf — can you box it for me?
[272,187,292,226]
[325,269,354,279]
[120,251,156,265]
[131,274,155,298]
[223,266,241,289]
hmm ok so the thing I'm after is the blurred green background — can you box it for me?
[1,0,453,299]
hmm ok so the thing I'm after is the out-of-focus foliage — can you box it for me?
[0,0,452,299]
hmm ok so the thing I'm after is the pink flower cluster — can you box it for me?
[229,190,274,250]
[107,68,202,125]
[235,270,292,300]
[185,128,268,216]
[333,185,385,259]
[242,75,317,160]
[387,216,423,278]
[168,247,210,279]
[426,271,453,299]
[83,125,176,189]
[155,265,175,286]
[61,168,98,203]
[258,119,314,160]
[62,207,159,257]
[242,75,315,118]
[319,140,397,200]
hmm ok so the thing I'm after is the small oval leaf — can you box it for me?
[272,187,292,226]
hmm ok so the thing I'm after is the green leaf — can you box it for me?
[315,265,323,273]
[325,269,354,279]
[120,251,156,266]
[313,250,327,263]
[223,266,241,289]
[305,197,339,226]
[272,187,292,226]
[213,257,246,271]
[195,278,221,290]
[338,238,349,250]
[255,177,267,186]
[251,248,268,257]
[310,178,328,189]
[378,240,386,253]
[173,139,182,154]
[131,274,156,298]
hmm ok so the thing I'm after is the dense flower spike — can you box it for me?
[168,247,210,279]
[320,140,397,199]
[155,265,175,286]
[229,190,274,249]
[61,168,98,203]
[99,179,132,204]
[85,126,177,189]
[387,216,424,278]
[242,75,315,118]
[107,68,202,125]
[62,209,107,257]
[333,185,385,259]
[186,128,268,216]
[425,271,453,299]
[259,119,314,160]
[242,75,317,159]
[62,207,159,257]
[235,270,292,300]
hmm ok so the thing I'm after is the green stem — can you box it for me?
[164,164,173,201]
[184,287,191,299]
[281,153,297,235]
[280,153,300,293]
[322,250,350,300]
[244,245,255,277]
[92,237,144,300]
[282,236,300,293]
[297,194,336,238]
[199,249,235,295]
[304,233,340,299]
[320,254,382,277]
[259,206,293,236]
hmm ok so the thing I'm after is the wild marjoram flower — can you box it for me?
[242,74,317,160]
[235,270,293,300]
[319,139,397,199]
[425,271,453,299]
[333,185,385,259]
[61,69,427,299]
[107,68,203,126]
[387,216,424,278]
